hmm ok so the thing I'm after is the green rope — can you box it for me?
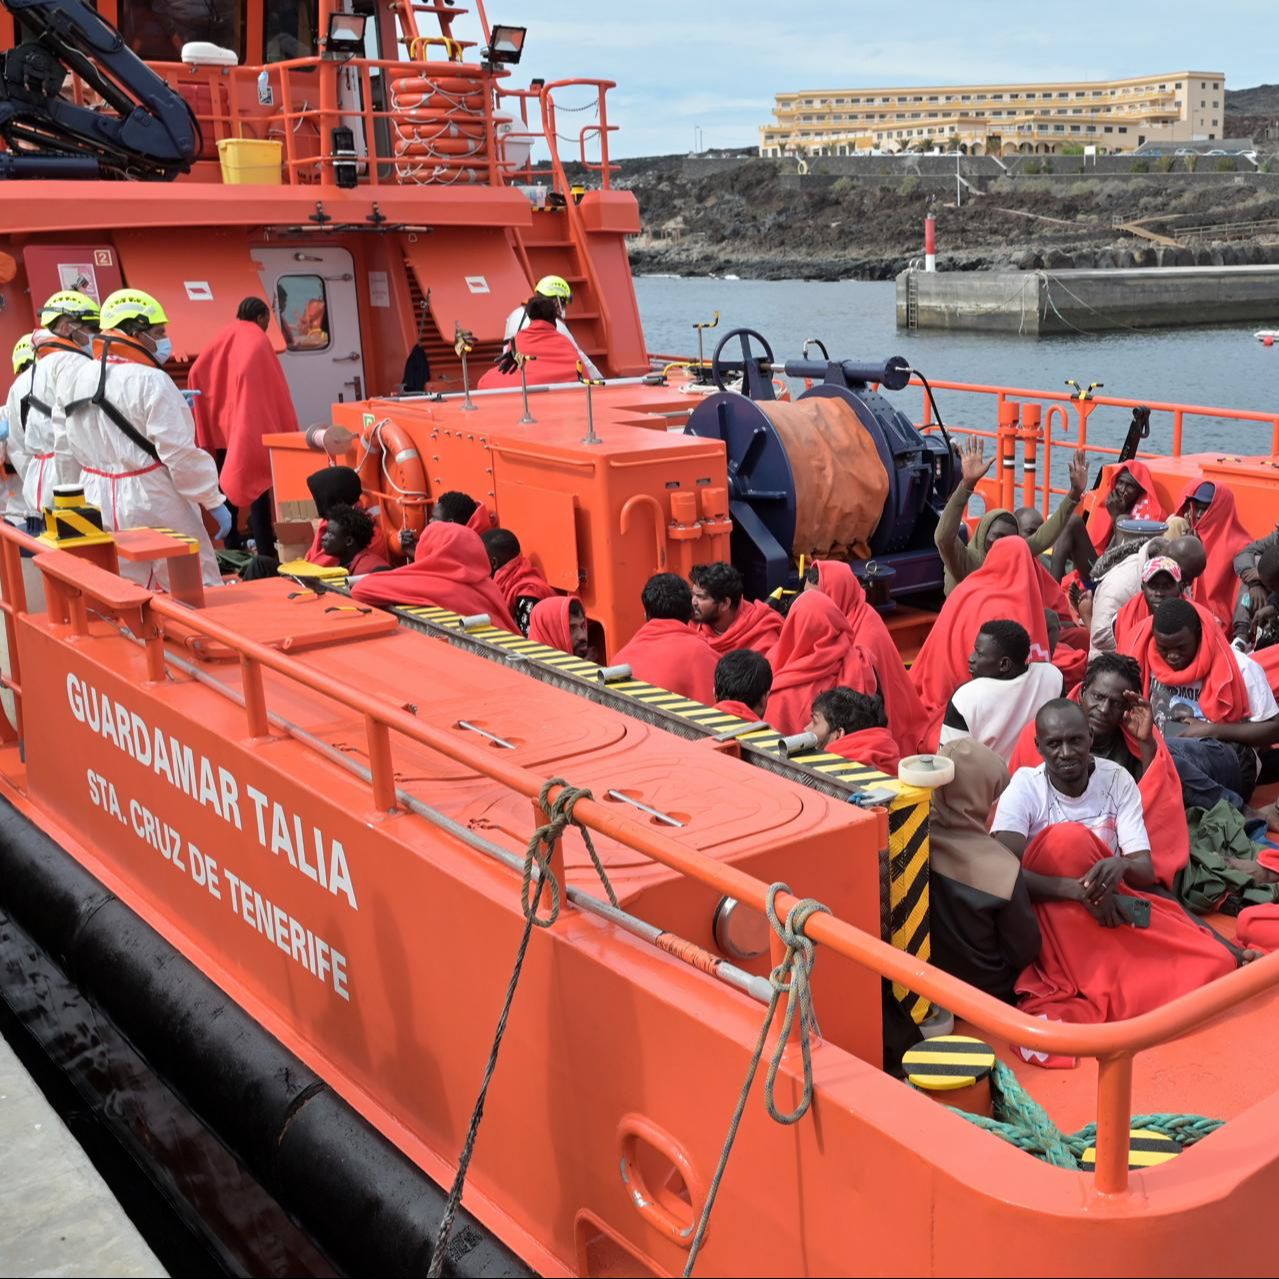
[428,778,616,1278]
[949,1059,1224,1167]
[683,883,831,1277]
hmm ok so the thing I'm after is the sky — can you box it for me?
[493,0,1275,158]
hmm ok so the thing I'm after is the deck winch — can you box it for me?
[684,328,957,600]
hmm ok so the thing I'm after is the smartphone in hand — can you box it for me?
[1114,896,1151,928]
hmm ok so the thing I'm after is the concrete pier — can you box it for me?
[896,265,1279,334]
[0,1032,165,1278]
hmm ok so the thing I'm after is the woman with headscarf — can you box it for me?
[911,536,1054,750]
[766,591,875,736]
[351,520,517,630]
[935,440,1087,593]
[929,740,1041,1002]
[1178,479,1253,627]
[806,560,930,755]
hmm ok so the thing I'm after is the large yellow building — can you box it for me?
[760,72,1226,156]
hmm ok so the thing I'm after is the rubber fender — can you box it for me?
[70,898,320,1177]
[276,1089,527,1278]
[0,798,533,1278]
[0,800,113,969]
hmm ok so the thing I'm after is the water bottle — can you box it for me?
[257,70,273,106]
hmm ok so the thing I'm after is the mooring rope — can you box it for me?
[427,778,616,1277]
[952,1059,1224,1166]
[683,883,830,1276]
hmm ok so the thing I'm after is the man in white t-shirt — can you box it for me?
[994,699,1155,924]
[940,619,1064,762]
[502,275,602,381]
[1141,597,1279,825]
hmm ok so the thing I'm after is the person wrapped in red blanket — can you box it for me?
[806,560,930,756]
[528,595,589,658]
[911,536,1053,750]
[766,591,874,736]
[351,520,517,630]
[994,699,1237,1049]
[805,686,900,774]
[689,562,782,656]
[711,649,773,723]
[304,466,389,567]
[1178,479,1253,628]
[481,527,554,635]
[613,573,719,705]
[1008,653,1188,889]
[189,299,299,557]
[477,295,584,390]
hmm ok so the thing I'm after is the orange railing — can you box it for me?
[5,521,1279,1196]
[911,377,1279,515]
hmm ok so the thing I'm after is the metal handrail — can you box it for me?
[6,519,1279,1195]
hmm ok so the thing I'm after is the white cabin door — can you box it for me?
[253,246,364,428]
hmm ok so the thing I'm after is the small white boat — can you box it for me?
[1255,330,1279,344]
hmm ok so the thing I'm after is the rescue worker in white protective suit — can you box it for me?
[1,335,37,530]
[62,289,232,589]
[502,274,602,380]
[20,290,99,521]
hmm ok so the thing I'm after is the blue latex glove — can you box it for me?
[210,502,233,541]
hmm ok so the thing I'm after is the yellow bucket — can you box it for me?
[216,138,284,185]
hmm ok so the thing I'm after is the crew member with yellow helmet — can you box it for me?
[1,335,37,530]
[21,289,100,514]
[63,288,230,589]
[503,274,601,380]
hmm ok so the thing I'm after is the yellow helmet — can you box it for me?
[40,290,100,329]
[11,334,34,374]
[534,274,572,302]
[99,288,168,331]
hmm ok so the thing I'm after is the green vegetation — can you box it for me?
[1185,153,1198,172]
[1215,157,1237,171]
[1154,155,1175,172]
[1130,158,1150,172]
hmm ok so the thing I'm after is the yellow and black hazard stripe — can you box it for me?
[39,503,114,548]
[380,596,934,996]
[902,1036,995,1091]
[1079,1128,1182,1171]
[138,526,201,554]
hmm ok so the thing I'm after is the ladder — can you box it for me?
[906,270,919,330]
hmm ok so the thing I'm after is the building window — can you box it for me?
[1212,99,1219,107]
[1208,132,1216,139]
[1212,118,1219,126]
[1118,126,1128,133]
[992,93,1003,100]
[961,94,970,101]
[1070,124,1081,132]
[1159,83,1166,90]
[1026,92,1036,100]
[1103,125,1113,133]
[1176,81,1182,88]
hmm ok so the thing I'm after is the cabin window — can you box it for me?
[276,276,330,351]
[120,0,243,60]
[265,0,319,62]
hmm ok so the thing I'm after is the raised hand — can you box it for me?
[960,436,994,487]
[1121,690,1154,743]
[1068,449,1089,500]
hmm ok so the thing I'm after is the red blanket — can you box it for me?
[476,320,582,389]
[911,537,1052,750]
[1253,644,1279,698]
[494,554,554,610]
[1237,905,1279,953]
[1120,600,1250,723]
[614,618,719,704]
[826,726,900,775]
[812,561,930,755]
[1008,704,1188,889]
[1084,461,1165,554]
[714,699,765,722]
[1015,824,1234,1028]
[1179,478,1252,627]
[1052,625,1089,694]
[350,521,517,630]
[190,320,299,507]
[767,591,874,736]
[529,596,573,654]
[695,597,782,657]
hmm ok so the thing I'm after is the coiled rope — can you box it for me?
[683,883,831,1277]
[427,778,616,1277]
[952,1059,1223,1167]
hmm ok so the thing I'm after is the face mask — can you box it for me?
[152,337,173,365]
[75,329,93,352]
